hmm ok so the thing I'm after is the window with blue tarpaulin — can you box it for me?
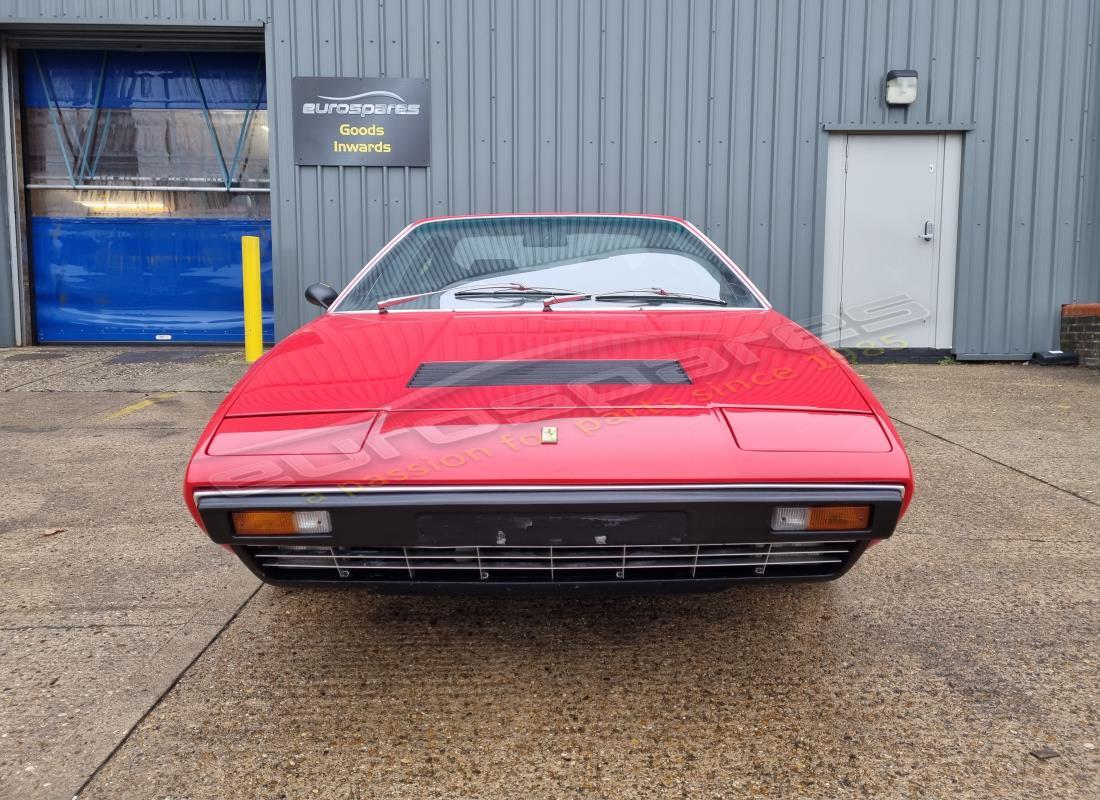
[21,49,272,343]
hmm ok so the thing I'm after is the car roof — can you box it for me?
[408,211,688,225]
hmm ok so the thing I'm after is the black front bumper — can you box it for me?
[196,485,903,593]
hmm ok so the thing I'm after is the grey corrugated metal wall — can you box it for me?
[949,0,1098,357]
[1085,0,1100,309]
[1,0,1098,358]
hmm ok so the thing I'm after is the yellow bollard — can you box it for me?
[241,235,264,363]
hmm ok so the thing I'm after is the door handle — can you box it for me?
[918,221,935,241]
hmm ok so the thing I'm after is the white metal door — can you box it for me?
[822,133,961,350]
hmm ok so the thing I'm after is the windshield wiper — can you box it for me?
[376,289,446,313]
[377,283,589,313]
[590,287,727,307]
[454,282,591,311]
[541,293,591,311]
[453,282,585,298]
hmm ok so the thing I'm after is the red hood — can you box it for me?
[225,309,870,416]
[184,308,915,507]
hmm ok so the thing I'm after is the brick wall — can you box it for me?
[1061,304,1100,367]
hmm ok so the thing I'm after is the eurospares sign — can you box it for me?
[291,77,430,166]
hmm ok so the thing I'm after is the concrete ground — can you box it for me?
[0,348,1097,800]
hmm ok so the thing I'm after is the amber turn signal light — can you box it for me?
[232,510,332,536]
[232,511,297,535]
[807,505,871,531]
[772,505,871,531]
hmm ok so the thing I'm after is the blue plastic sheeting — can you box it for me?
[31,217,273,344]
[21,50,267,110]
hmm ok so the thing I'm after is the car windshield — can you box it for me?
[333,216,763,312]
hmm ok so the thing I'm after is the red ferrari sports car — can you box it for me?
[185,213,912,593]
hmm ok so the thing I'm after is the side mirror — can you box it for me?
[304,282,338,309]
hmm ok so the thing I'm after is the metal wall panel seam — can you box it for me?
[1024,0,1054,348]
[745,1,759,292]
[787,0,806,321]
[1003,0,1028,354]
[862,0,875,125]
[766,0,782,310]
[1072,0,1100,302]
[975,0,1005,354]
[0,37,19,346]
[950,0,982,354]
[1044,0,1073,320]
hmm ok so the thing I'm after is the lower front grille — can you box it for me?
[244,540,859,583]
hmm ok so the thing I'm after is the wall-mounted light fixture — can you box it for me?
[885,69,918,106]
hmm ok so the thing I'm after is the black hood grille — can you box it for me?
[407,359,691,387]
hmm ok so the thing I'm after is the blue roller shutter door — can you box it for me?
[22,50,273,343]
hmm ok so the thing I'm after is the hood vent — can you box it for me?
[407,359,692,387]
